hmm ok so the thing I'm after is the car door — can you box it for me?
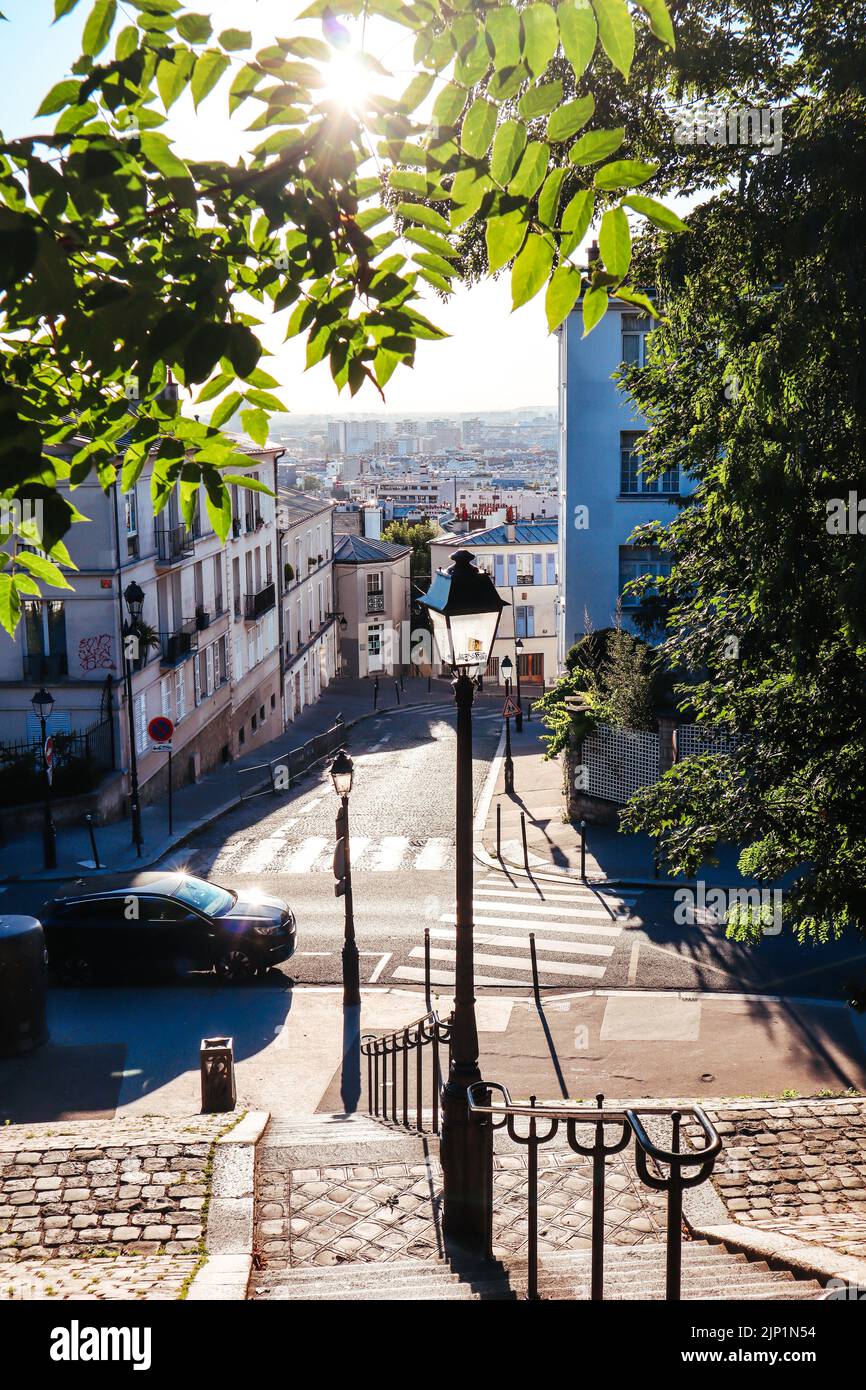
[139,896,217,970]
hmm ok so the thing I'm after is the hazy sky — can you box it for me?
[2,2,608,418]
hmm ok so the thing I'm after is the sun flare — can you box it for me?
[319,49,374,114]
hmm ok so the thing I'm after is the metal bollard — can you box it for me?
[373,677,379,711]
[85,813,101,870]
[521,811,530,871]
[496,802,502,859]
[394,680,401,705]
[200,1036,236,1113]
[529,931,540,1004]
[580,819,587,881]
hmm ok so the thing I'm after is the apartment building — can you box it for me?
[277,489,338,723]
[557,300,694,663]
[429,517,559,688]
[334,533,411,679]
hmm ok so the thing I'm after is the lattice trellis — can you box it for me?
[582,725,660,804]
[675,724,739,760]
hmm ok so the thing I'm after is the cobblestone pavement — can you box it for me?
[0,1114,231,1299]
[0,1255,200,1301]
[705,1098,866,1249]
[253,1145,666,1274]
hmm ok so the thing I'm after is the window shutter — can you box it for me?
[205,645,214,696]
[494,554,505,586]
[507,555,517,586]
[533,554,543,585]
[546,553,556,585]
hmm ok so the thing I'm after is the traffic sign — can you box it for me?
[44,735,54,786]
[148,715,174,744]
[502,695,521,720]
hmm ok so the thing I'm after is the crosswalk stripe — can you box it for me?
[472,895,633,921]
[414,838,450,871]
[477,880,636,907]
[427,928,614,958]
[392,966,527,988]
[281,836,329,873]
[420,946,606,980]
[373,836,411,871]
[237,836,290,873]
[348,836,372,866]
[438,912,623,939]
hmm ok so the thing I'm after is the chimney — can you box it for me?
[362,505,381,541]
[586,239,599,269]
[506,506,516,543]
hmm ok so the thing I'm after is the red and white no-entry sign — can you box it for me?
[44,735,54,785]
[148,715,174,744]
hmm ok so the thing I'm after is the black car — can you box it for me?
[42,872,297,984]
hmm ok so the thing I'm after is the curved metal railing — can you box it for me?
[361,1011,452,1135]
[467,1082,722,1302]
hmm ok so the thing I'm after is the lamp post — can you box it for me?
[420,549,507,1252]
[500,655,515,795]
[122,581,145,856]
[331,748,360,1006]
[514,636,525,731]
[31,686,57,870]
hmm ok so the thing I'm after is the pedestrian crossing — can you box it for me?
[389,872,638,989]
[207,830,455,876]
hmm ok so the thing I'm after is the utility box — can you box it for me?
[0,916,48,1057]
[200,1035,236,1113]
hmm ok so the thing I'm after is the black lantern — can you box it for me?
[500,654,513,682]
[31,687,55,723]
[330,748,354,798]
[419,549,507,676]
[124,580,145,623]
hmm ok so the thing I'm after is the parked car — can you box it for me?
[41,872,297,984]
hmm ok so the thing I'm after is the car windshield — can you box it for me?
[171,876,235,916]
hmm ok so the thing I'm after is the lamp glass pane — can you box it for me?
[448,609,500,673]
[428,609,453,668]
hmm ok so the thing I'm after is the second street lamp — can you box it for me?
[514,636,525,731]
[31,686,57,871]
[331,748,360,1006]
[500,656,515,795]
[122,581,145,856]
[420,548,507,1253]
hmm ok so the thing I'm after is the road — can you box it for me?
[4,698,861,1000]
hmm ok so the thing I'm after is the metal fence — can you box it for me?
[0,716,114,773]
[675,723,740,760]
[236,718,348,800]
[582,724,660,804]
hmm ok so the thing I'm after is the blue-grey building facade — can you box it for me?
[557,302,692,668]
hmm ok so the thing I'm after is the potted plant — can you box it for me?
[130,621,160,670]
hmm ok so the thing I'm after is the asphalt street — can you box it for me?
[4,699,863,1001]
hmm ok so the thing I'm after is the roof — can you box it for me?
[334,533,411,565]
[434,519,558,547]
[278,487,333,525]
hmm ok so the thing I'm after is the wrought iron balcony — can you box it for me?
[243,581,276,622]
[366,590,385,614]
[155,524,195,566]
[159,620,197,666]
[23,652,69,681]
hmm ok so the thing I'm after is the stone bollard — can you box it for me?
[200,1036,236,1113]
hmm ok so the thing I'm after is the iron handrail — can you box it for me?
[467,1082,722,1302]
[361,1011,452,1134]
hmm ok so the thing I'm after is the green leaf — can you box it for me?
[545,264,583,330]
[599,206,631,277]
[591,0,635,78]
[222,474,273,495]
[219,28,252,50]
[81,0,116,57]
[615,286,659,318]
[518,80,562,120]
[594,158,657,189]
[210,391,243,430]
[582,283,608,335]
[622,194,689,232]
[191,50,230,109]
[156,55,192,112]
[511,232,554,308]
[462,98,497,157]
[486,209,529,275]
[449,169,493,225]
[558,0,597,81]
[509,141,550,199]
[15,550,73,590]
[35,80,81,117]
[634,0,675,49]
[177,13,212,43]
[568,126,624,165]
[538,167,567,227]
[561,188,594,255]
[139,133,192,183]
[487,5,521,70]
[398,71,435,113]
[403,227,458,259]
[491,120,527,185]
[547,94,595,142]
[196,372,234,404]
[241,407,269,446]
[521,3,559,78]
[54,0,82,18]
[204,482,231,541]
[0,574,19,637]
[396,201,450,233]
[432,82,467,129]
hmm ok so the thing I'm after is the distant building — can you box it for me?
[334,533,411,679]
[277,490,338,723]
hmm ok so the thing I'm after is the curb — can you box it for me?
[186,1109,270,1302]
[1,693,456,884]
[690,1220,866,1295]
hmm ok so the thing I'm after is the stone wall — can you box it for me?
[0,1114,229,1262]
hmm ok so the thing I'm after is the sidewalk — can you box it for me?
[0,676,453,884]
[480,723,753,888]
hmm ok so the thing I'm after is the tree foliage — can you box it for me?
[0,0,680,635]
[382,517,439,588]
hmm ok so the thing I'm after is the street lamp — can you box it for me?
[31,687,57,870]
[420,549,507,1252]
[514,636,525,731]
[499,657,515,795]
[330,748,360,1006]
[123,581,145,856]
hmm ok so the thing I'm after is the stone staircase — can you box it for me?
[253,1242,826,1301]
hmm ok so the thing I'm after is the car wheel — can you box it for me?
[215,948,259,983]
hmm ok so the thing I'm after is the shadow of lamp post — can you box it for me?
[31,686,57,871]
[420,548,507,1254]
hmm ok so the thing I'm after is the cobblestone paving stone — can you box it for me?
[0,1115,229,1298]
[703,1098,866,1253]
[253,1147,667,1273]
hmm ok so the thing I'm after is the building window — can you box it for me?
[247,629,255,671]
[234,635,243,681]
[175,667,186,721]
[621,311,651,367]
[515,605,535,638]
[484,655,500,681]
[619,545,671,607]
[620,431,679,495]
[22,599,68,679]
[475,553,494,576]
[367,571,383,594]
[213,555,224,615]
[515,553,534,583]
[125,488,139,559]
[160,677,172,719]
